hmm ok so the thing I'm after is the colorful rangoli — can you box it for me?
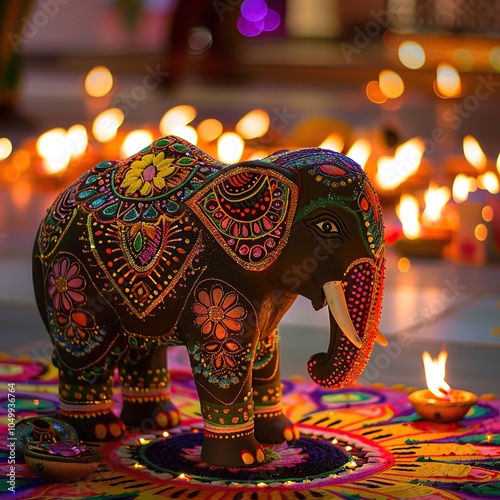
[0,351,499,499]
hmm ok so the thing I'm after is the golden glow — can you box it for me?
[496,152,500,176]
[235,109,270,139]
[319,132,344,152]
[159,105,196,136]
[435,63,461,98]
[475,223,488,241]
[422,183,451,224]
[376,137,424,190]
[162,431,170,438]
[247,149,269,160]
[217,132,244,163]
[92,108,125,143]
[11,179,32,210]
[120,129,154,158]
[346,138,371,169]
[379,69,405,99]
[489,46,500,72]
[398,41,426,69]
[365,80,388,104]
[12,150,31,171]
[66,124,88,158]
[452,48,474,71]
[482,205,494,222]
[398,257,411,273]
[452,173,470,203]
[396,194,421,239]
[36,128,70,175]
[171,125,198,145]
[422,350,451,400]
[0,137,13,160]
[85,65,113,97]
[477,172,499,194]
[197,118,223,142]
[463,135,487,170]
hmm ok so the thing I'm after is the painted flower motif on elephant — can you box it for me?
[193,285,246,340]
[48,256,85,311]
[120,152,176,196]
[191,284,252,388]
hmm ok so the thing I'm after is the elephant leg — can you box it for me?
[253,330,299,444]
[119,347,180,432]
[187,342,265,468]
[55,347,126,442]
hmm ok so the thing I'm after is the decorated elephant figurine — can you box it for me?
[33,135,385,468]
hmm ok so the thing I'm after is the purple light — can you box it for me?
[241,0,268,22]
[263,8,280,32]
[237,16,264,37]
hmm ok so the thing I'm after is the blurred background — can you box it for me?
[1,0,499,395]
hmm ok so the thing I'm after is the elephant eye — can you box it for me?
[316,220,339,234]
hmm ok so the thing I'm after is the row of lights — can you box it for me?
[365,39,500,103]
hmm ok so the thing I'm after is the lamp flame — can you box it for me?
[422,350,452,400]
[396,194,421,239]
[423,183,450,224]
[217,132,244,163]
[376,137,424,190]
[463,135,487,171]
[346,139,371,169]
[435,63,461,98]
[235,109,270,139]
[319,133,344,152]
[159,105,196,136]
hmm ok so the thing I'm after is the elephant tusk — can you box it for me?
[323,281,362,348]
[376,330,388,346]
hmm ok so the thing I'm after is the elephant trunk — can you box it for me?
[307,258,385,388]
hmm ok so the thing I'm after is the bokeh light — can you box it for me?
[241,0,267,21]
[451,48,474,71]
[463,135,487,170]
[197,118,223,142]
[489,46,500,72]
[217,132,244,163]
[159,105,196,136]
[36,128,70,175]
[378,70,405,99]
[120,130,154,158]
[92,108,125,143]
[398,41,426,69]
[435,63,461,98]
[84,65,113,97]
[482,205,494,222]
[398,257,411,273]
[319,133,344,152]
[187,27,213,54]
[237,1,280,36]
[474,223,488,241]
[365,80,388,104]
[235,109,270,139]
[0,138,13,160]
[66,124,88,158]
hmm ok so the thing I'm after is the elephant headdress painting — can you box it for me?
[33,135,385,468]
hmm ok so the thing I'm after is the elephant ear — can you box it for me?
[186,162,299,271]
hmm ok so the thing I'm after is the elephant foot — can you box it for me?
[60,407,126,442]
[254,411,299,444]
[202,433,266,468]
[120,397,180,432]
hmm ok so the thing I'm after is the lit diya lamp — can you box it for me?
[409,350,478,423]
